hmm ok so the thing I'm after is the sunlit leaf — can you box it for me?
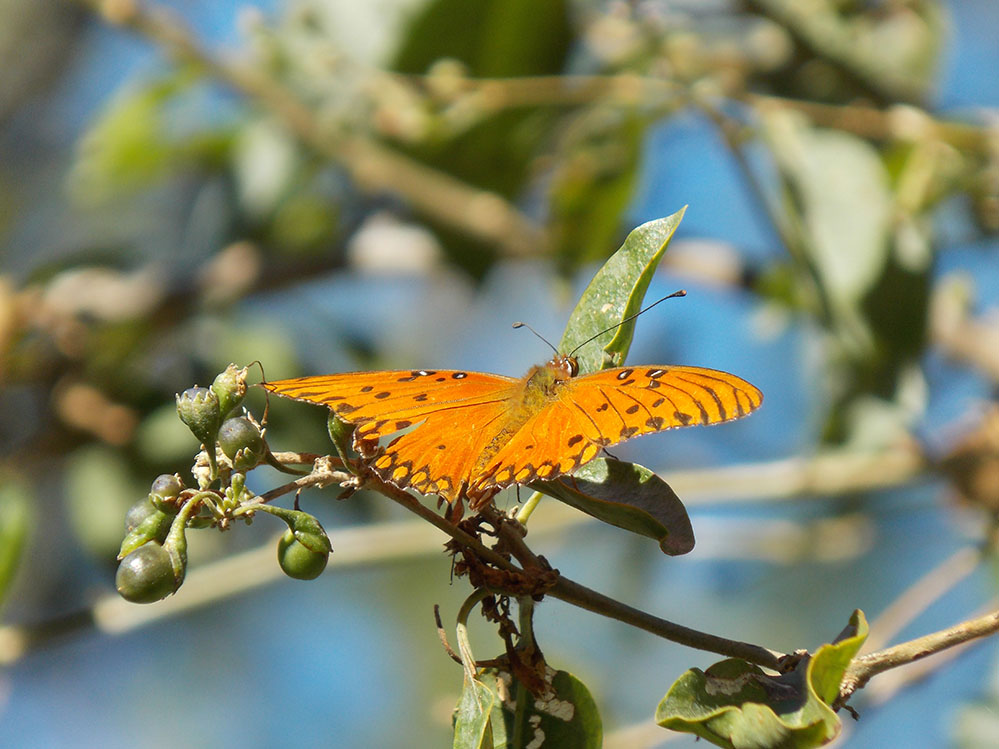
[559,208,686,374]
[656,610,868,748]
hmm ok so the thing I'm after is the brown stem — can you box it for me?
[372,476,784,670]
[841,608,999,702]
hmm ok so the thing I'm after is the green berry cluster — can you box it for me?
[116,364,332,603]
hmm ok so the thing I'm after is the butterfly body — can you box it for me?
[263,355,761,507]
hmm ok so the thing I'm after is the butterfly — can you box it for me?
[262,352,762,509]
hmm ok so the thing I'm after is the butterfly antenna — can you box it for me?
[512,321,559,355]
[568,289,687,357]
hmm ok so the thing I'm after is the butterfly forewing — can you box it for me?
[263,369,518,441]
[470,365,762,493]
[263,370,521,501]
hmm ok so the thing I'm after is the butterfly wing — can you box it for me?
[469,365,762,492]
[263,369,520,501]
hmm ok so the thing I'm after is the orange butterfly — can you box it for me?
[263,353,762,508]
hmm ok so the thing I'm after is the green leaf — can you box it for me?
[394,0,572,79]
[532,457,694,555]
[0,477,31,612]
[476,668,602,749]
[453,677,497,749]
[390,0,573,278]
[558,208,686,374]
[68,71,202,206]
[656,610,868,749]
[763,112,892,311]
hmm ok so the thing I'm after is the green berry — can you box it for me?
[116,543,179,603]
[218,416,266,471]
[277,529,329,580]
[149,473,185,514]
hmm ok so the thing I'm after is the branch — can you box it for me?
[70,0,543,257]
[840,607,999,702]
[862,546,983,654]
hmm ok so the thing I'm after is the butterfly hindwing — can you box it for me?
[371,401,511,500]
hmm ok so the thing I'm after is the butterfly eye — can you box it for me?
[566,356,579,377]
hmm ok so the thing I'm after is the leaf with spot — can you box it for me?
[468,667,602,749]
[656,610,869,748]
[532,457,694,555]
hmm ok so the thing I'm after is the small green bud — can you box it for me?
[119,507,173,559]
[125,497,158,533]
[328,413,356,472]
[218,417,266,471]
[277,529,329,580]
[212,364,248,419]
[116,542,180,603]
[176,386,221,447]
[149,473,185,514]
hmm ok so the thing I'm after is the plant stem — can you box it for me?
[373,475,784,670]
[514,491,544,525]
[841,608,999,701]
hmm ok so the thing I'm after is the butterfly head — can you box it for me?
[551,353,579,379]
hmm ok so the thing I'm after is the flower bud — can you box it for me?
[218,416,266,471]
[212,364,248,419]
[176,387,221,447]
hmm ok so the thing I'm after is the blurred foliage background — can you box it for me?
[1,0,998,746]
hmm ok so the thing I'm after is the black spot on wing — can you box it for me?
[361,386,374,392]
[374,391,391,400]
[567,434,584,447]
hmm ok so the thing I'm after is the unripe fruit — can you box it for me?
[116,543,179,603]
[277,529,329,580]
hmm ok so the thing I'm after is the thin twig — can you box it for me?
[863,546,983,654]
[841,607,999,702]
[861,599,999,708]
[368,473,785,669]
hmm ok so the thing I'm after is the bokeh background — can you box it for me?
[2,0,999,746]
